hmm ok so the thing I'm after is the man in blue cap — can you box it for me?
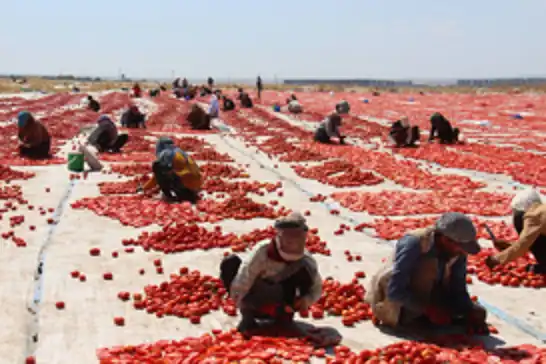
[366,212,488,333]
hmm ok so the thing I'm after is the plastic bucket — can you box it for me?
[67,152,84,172]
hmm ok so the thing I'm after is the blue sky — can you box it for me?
[2,0,545,80]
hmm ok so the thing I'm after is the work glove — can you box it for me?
[424,306,451,325]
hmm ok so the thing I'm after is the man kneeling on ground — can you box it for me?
[138,137,202,204]
[389,116,420,147]
[87,115,128,153]
[17,111,51,159]
[222,95,235,111]
[366,212,488,333]
[220,212,322,334]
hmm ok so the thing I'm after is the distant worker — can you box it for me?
[187,104,212,130]
[256,76,263,100]
[287,98,303,114]
[87,96,101,112]
[222,95,235,111]
[238,88,254,108]
[207,77,214,89]
[429,112,460,144]
[486,189,546,274]
[172,78,181,89]
[138,137,202,204]
[87,115,128,153]
[121,105,146,129]
[132,83,142,98]
[314,101,349,145]
[149,88,160,97]
[17,111,51,159]
[389,117,420,148]
[182,78,189,89]
[208,90,221,119]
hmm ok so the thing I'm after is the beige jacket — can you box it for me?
[365,227,458,327]
[495,203,546,265]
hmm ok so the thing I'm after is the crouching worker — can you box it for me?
[366,212,488,333]
[287,98,303,114]
[87,115,128,153]
[222,95,235,111]
[17,111,51,159]
[429,112,460,144]
[87,96,100,112]
[138,137,202,203]
[389,117,420,147]
[486,189,546,274]
[187,104,212,130]
[220,212,322,334]
[121,105,146,128]
[314,111,345,145]
[238,88,254,108]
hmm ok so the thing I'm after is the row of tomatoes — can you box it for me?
[95,329,546,363]
[293,160,384,187]
[332,189,513,216]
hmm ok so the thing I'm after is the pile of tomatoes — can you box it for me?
[192,148,234,162]
[468,248,546,288]
[196,194,289,221]
[0,185,23,200]
[333,190,512,216]
[293,160,383,187]
[203,179,280,196]
[109,163,151,177]
[128,268,229,322]
[99,177,149,195]
[200,163,249,179]
[0,165,35,181]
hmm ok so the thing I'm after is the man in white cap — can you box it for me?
[366,212,487,332]
[486,188,546,273]
[219,212,323,334]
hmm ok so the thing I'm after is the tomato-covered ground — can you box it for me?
[1,90,546,363]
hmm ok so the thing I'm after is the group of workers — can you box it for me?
[13,88,546,341]
[218,187,546,337]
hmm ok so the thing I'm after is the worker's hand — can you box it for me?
[492,239,511,251]
[293,298,309,312]
[485,256,501,270]
[424,306,451,325]
[136,185,144,194]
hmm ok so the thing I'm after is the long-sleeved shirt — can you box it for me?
[143,148,202,192]
[495,203,546,265]
[387,234,473,314]
[18,118,50,148]
[208,95,219,117]
[230,241,322,309]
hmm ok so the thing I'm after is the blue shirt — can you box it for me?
[387,234,473,314]
[209,95,219,116]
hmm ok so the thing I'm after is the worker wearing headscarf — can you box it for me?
[17,111,51,159]
[139,137,202,203]
[429,112,460,144]
[287,95,303,114]
[389,117,420,147]
[186,104,212,130]
[486,189,546,274]
[87,115,128,153]
[120,105,146,128]
[220,212,322,334]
